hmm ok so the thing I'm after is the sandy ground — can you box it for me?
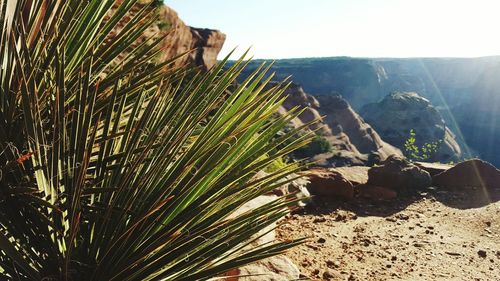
[276,188,500,280]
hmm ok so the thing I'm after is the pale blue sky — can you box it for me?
[166,0,500,59]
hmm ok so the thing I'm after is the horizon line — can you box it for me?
[223,54,500,61]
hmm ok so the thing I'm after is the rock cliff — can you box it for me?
[275,83,401,166]
[157,5,226,70]
[115,1,225,70]
[361,92,462,162]
[234,56,500,166]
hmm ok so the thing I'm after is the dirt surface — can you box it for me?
[276,188,500,280]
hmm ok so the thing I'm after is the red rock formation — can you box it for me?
[110,2,225,70]
[158,5,226,70]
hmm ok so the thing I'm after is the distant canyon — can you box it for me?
[236,57,500,166]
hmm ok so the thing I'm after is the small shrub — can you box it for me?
[404,129,442,161]
[293,134,332,159]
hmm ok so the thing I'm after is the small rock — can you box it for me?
[326,260,341,269]
[335,214,346,221]
[348,274,358,281]
[396,213,410,220]
[306,244,319,250]
[323,270,342,280]
[391,256,397,261]
[313,216,326,223]
[317,237,326,243]
[478,250,487,258]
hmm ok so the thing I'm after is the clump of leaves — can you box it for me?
[404,129,442,161]
[0,0,313,280]
[293,134,332,159]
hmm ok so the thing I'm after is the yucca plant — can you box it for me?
[0,0,313,280]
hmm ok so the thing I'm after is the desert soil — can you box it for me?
[276,188,500,280]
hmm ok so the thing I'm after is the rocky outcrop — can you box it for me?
[315,94,401,162]
[433,159,500,190]
[367,155,432,193]
[111,2,225,70]
[275,83,402,166]
[155,4,226,70]
[361,92,462,162]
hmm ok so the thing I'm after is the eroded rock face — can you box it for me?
[112,2,225,70]
[361,92,462,162]
[274,82,402,166]
[156,5,226,70]
[316,94,401,162]
[433,159,500,190]
[367,155,432,193]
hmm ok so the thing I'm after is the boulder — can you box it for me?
[252,171,311,206]
[415,161,453,176]
[305,168,354,199]
[355,184,398,200]
[222,256,300,281]
[230,195,279,247]
[332,166,370,185]
[367,155,432,192]
[223,183,302,280]
[433,159,500,190]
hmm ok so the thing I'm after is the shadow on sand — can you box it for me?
[298,187,500,218]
